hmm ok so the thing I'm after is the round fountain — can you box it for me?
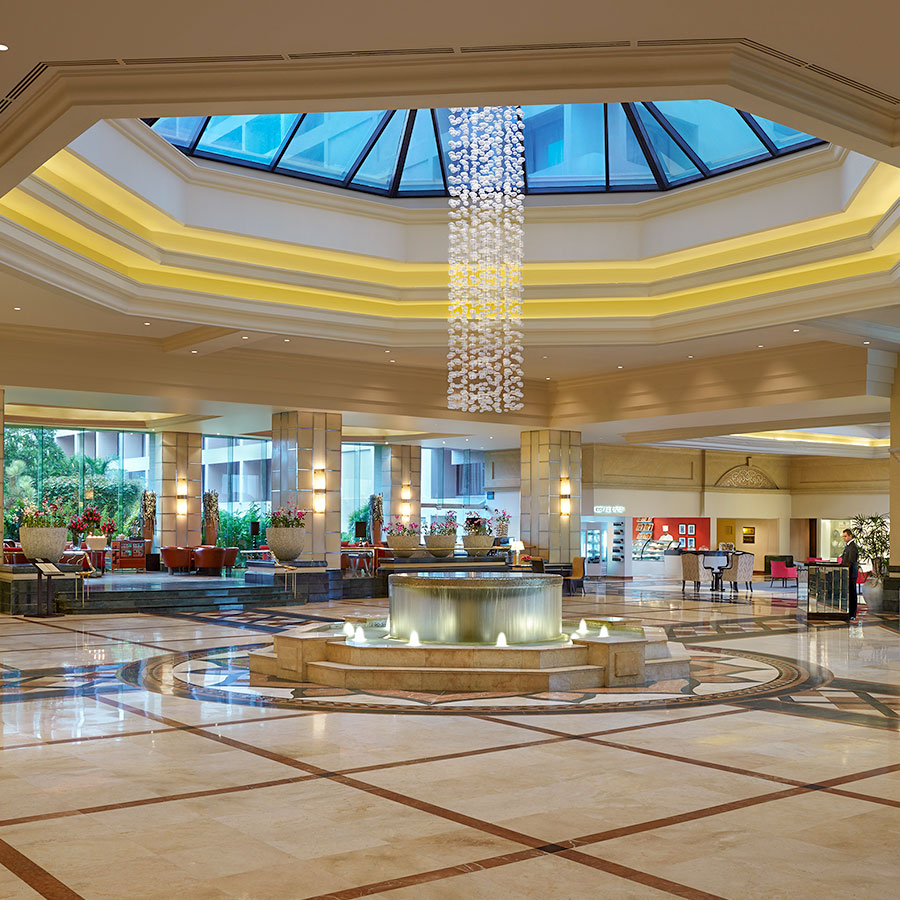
[389,572,564,644]
[249,569,691,694]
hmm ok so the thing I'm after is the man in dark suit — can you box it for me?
[841,528,859,622]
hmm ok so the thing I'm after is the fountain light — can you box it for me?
[408,630,421,647]
[496,632,507,647]
[384,615,391,635]
[599,625,609,638]
[578,619,588,635]
[353,626,366,643]
[342,622,354,636]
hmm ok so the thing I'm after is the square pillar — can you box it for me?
[0,388,4,535]
[157,432,202,548]
[520,430,582,565]
[382,445,421,527]
[272,411,341,569]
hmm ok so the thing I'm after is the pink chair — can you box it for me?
[770,559,798,587]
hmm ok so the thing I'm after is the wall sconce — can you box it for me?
[176,479,188,516]
[560,477,571,517]
[400,483,412,522]
[313,469,326,513]
[400,483,411,501]
[400,502,411,522]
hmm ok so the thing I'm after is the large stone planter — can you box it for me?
[386,535,420,558]
[19,527,68,562]
[84,535,108,552]
[266,527,305,563]
[425,534,456,558]
[462,534,495,557]
[862,579,885,613]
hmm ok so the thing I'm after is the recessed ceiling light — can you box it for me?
[389,359,396,363]
[792,328,800,333]
[542,355,549,359]
[687,355,694,359]
[863,340,871,345]
[545,377,550,381]
[757,345,764,348]
[0,45,8,52]
[617,365,624,369]
[384,349,391,353]
[191,350,198,354]
[465,438,469,442]
[489,436,493,439]
[143,321,151,326]
[13,306,20,310]
[241,335,249,340]
[442,441,446,444]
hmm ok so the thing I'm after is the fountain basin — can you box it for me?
[389,571,563,644]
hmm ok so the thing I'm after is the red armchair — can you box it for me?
[192,545,226,575]
[161,546,192,574]
[222,547,239,575]
[770,559,798,586]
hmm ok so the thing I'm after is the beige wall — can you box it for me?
[383,445,421,527]
[157,432,202,548]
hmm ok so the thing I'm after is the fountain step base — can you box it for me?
[305,659,607,692]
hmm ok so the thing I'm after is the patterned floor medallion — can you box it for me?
[118,643,823,716]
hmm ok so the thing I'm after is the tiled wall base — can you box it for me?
[244,566,342,603]
[0,567,80,614]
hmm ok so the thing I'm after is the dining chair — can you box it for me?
[562,556,585,595]
[769,559,798,586]
[681,553,712,592]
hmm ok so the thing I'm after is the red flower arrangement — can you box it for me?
[81,505,102,534]
[68,514,86,537]
[100,520,116,537]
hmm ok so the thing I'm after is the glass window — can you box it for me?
[195,114,300,166]
[398,110,444,192]
[634,104,702,183]
[150,116,206,148]
[421,448,485,508]
[523,104,605,190]
[278,110,387,180]
[340,444,376,539]
[653,100,769,170]
[351,110,407,190]
[607,104,657,187]
[747,114,818,151]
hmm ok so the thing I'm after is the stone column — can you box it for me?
[382,445,421,527]
[271,411,341,569]
[886,376,900,611]
[157,432,202,548]
[520,429,582,565]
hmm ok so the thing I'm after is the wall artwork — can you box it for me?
[688,537,696,549]
[679,524,686,535]
[742,526,756,544]
[687,524,696,536]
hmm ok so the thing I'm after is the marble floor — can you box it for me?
[1,578,897,899]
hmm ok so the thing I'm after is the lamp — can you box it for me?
[176,479,188,517]
[313,469,326,513]
[400,502,411,522]
[560,477,571,517]
[510,539,525,565]
[400,484,411,501]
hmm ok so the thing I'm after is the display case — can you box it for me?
[803,562,850,620]
[111,540,147,573]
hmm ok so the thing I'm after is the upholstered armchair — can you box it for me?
[160,546,192,574]
[681,553,712,592]
[222,547,239,575]
[722,552,754,592]
[192,546,226,575]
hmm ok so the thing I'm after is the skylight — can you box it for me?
[146,101,823,197]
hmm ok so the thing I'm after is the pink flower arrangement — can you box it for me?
[100,520,116,537]
[270,507,307,529]
[384,514,419,537]
[21,498,68,528]
[429,511,458,536]
[81,505,102,534]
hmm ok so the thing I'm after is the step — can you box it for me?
[305,659,606,692]
[645,643,692,682]
[323,640,590,670]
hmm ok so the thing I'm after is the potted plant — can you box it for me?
[100,519,116,547]
[493,509,511,538]
[203,490,220,546]
[19,499,69,561]
[425,512,457,558]
[368,493,384,545]
[852,514,890,612]
[462,511,494,557]
[385,515,420,558]
[80,505,107,551]
[266,506,307,563]
[68,513,85,547]
[141,490,156,542]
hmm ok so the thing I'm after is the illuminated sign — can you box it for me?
[593,505,626,515]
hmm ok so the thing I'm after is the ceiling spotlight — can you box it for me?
[792,328,800,333]
[545,377,550,381]
[241,335,249,340]
[13,306,21,310]
[863,340,871,345]
[542,355,549,359]
[687,355,694,359]
[757,345,764,348]
[283,338,290,342]
[191,350,198,354]
[389,359,396,363]
[617,365,624,369]
[384,349,391,353]
[143,321,151,326]
[0,45,8,52]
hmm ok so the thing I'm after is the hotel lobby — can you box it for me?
[1,4,899,899]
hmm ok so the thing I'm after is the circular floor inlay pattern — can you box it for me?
[118,643,822,715]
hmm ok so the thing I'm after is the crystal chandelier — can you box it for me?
[447,106,525,412]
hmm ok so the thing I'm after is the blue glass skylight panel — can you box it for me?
[398,110,444,192]
[150,116,206,148]
[351,110,407,190]
[523,104,605,189]
[653,100,768,170]
[749,114,818,150]
[634,104,701,183]
[278,110,387,180]
[195,115,299,166]
[606,104,657,187]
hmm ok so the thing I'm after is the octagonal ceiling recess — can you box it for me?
[146,100,822,198]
